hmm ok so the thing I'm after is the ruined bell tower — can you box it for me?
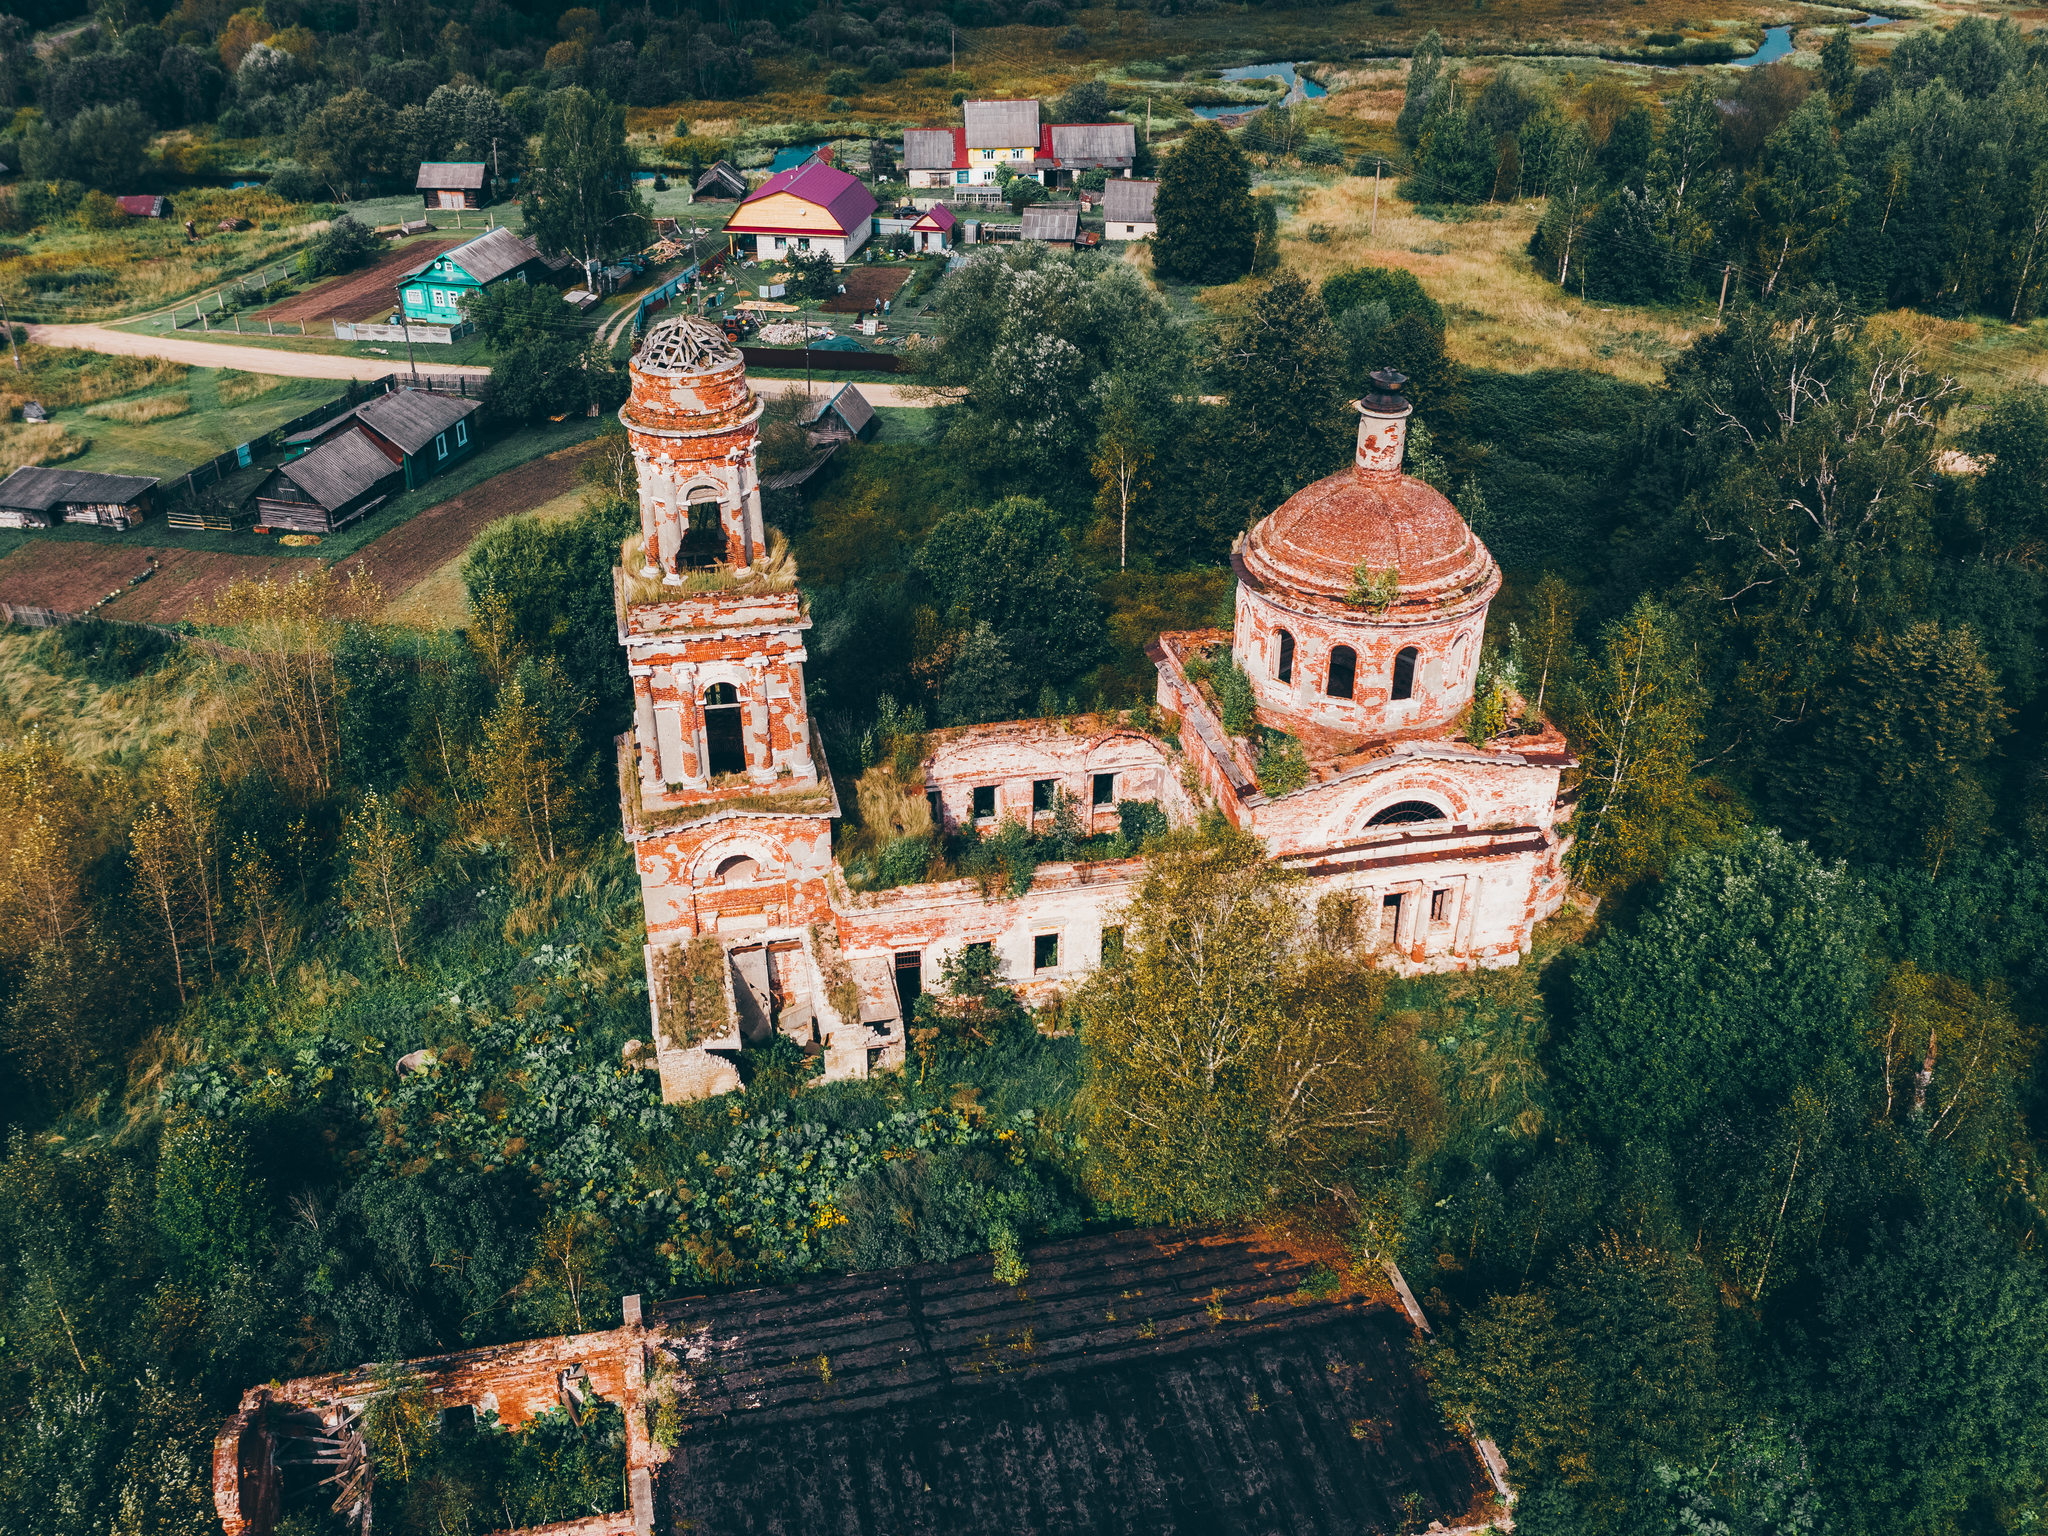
[616,318,845,1096]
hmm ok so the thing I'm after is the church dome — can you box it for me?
[1236,374,1495,620]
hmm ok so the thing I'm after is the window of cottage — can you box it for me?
[704,683,746,777]
[1276,629,1294,683]
[972,785,996,820]
[1032,778,1056,812]
[1092,771,1116,806]
[1034,932,1060,971]
[1327,645,1357,699]
[1391,647,1419,701]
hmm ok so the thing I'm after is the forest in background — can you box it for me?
[1,1,2047,1534]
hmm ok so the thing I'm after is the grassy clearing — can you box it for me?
[384,487,589,629]
[1,187,327,323]
[36,369,341,484]
[83,394,192,425]
[215,371,288,406]
[0,346,190,415]
[0,627,216,767]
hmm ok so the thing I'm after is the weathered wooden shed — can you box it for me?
[252,428,403,533]
[0,466,159,529]
[1020,204,1080,245]
[693,160,748,200]
[798,381,879,443]
[416,161,489,210]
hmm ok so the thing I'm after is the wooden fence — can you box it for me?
[738,347,905,375]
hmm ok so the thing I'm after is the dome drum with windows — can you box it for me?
[1230,370,1501,739]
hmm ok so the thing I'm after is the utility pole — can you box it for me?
[1717,262,1733,316]
[399,308,418,386]
[1371,158,1382,236]
[0,291,20,372]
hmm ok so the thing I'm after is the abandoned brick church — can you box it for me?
[615,317,1574,1102]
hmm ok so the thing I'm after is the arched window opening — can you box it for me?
[715,855,761,884]
[1276,629,1295,684]
[704,682,746,777]
[1367,800,1447,827]
[1326,645,1356,699]
[679,499,724,567]
[1391,646,1419,701]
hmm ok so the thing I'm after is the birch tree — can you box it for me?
[341,791,424,969]
[1076,828,1425,1221]
[1560,598,1714,893]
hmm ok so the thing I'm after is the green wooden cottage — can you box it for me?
[397,226,545,327]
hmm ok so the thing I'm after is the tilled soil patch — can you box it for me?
[258,237,467,323]
[0,541,307,623]
[347,438,600,597]
[822,266,911,314]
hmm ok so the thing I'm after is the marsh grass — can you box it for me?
[84,393,192,424]
[0,420,88,474]
[0,627,215,766]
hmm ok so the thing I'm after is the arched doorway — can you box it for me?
[704,683,746,776]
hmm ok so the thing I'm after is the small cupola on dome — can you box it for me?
[1355,368,1412,478]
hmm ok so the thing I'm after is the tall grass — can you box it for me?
[0,628,214,766]
[0,346,189,414]
[216,371,286,405]
[0,186,327,321]
[85,394,192,424]
[0,420,89,474]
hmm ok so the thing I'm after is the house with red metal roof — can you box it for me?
[904,103,1137,195]
[723,162,877,264]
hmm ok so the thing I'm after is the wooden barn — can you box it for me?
[799,381,879,444]
[416,162,489,210]
[0,466,158,529]
[282,387,482,492]
[694,160,748,200]
[252,428,403,533]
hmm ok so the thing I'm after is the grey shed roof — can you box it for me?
[800,382,876,437]
[964,98,1040,149]
[276,429,398,511]
[400,226,541,286]
[695,160,748,198]
[354,388,482,456]
[1103,178,1159,223]
[416,162,488,190]
[0,465,158,510]
[903,129,956,170]
[1050,124,1135,166]
[1021,205,1079,243]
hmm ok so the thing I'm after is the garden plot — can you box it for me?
[257,236,467,324]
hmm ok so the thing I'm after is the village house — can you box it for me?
[0,466,158,529]
[722,161,877,264]
[415,161,490,210]
[908,202,955,253]
[396,226,545,327]
[611,319,1575,1103]
[252,428,402,533]
[904,104,1138,197]
[1103,177,1159,240]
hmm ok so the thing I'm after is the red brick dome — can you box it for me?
[1240,467,1494,610]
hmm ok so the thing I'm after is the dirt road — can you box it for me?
[26,323,940,404]
[24,324,491,381]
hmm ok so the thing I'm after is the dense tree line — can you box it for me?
[1398,19,2048,318]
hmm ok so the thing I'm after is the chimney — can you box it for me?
[1355,368,1412,479]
